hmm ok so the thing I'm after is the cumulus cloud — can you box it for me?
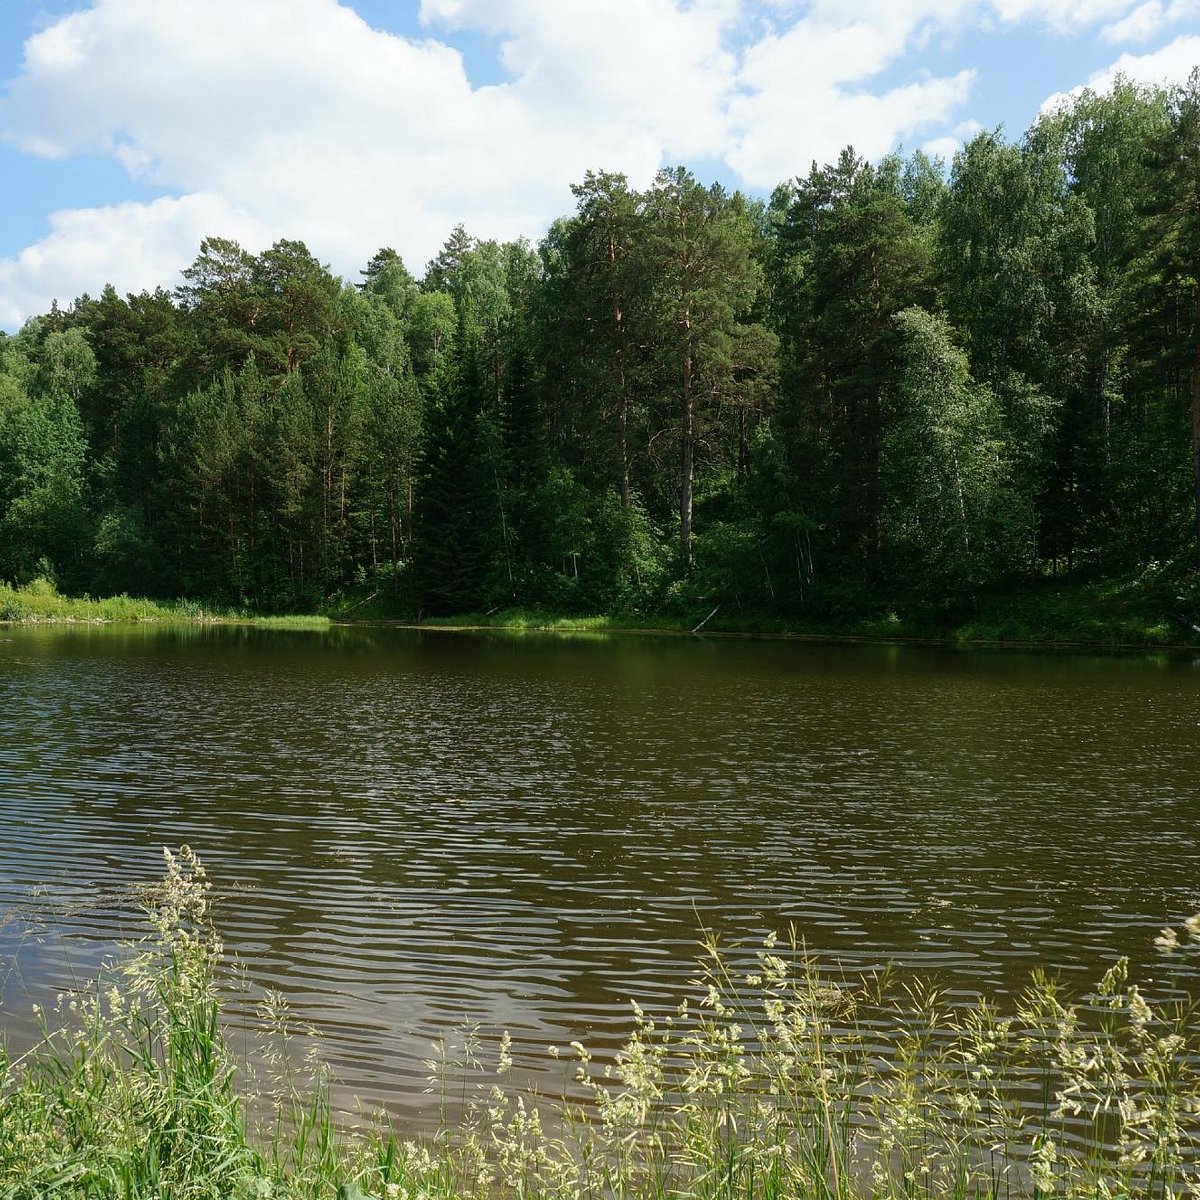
[420,0,739,162]
[920,118,984,163]
[1,0,615,297]
[1100,0,1200,44]
[2,0,546,248]
[0,193,271,329]
[921,135,963,160]
[1041,31,1200,110]
[1,0,1188,326]
[986,0,1145,31]
[425,0,981,190]
[0,0,991,323]
[728,14,975,184]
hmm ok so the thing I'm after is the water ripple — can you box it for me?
[1,625,1199,1118]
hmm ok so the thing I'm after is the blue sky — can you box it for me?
[1,0,1198,328]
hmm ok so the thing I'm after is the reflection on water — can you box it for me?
[1,623,1199,1117]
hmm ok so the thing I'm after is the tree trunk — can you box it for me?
[950,444,977,612]
[1192,278,1200,572]
[609,231,631,509]
[681,345,694,568]
[618,385,630,509]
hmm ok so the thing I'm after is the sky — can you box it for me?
[0,0,1198,330]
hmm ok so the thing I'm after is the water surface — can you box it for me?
[1,623,1197,1115]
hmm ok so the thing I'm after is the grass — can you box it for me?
[3,851,1200,1198]
[4,568,1197,648]
[0,578,329,632]
[387,567,1200,650]
[946,573,1196,648]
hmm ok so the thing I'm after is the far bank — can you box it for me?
[5,571,1198,652]
[329,570,1200,652]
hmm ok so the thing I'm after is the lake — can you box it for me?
[1,623,1198,1118]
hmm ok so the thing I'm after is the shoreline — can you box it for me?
[4,577,1196,653]
[4,608,1192,653]
[335,614,1200,654]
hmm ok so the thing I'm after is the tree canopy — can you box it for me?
[3,79,1198,618]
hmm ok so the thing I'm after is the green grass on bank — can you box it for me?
[0,578,329,631]
[3,849,1200,1199]
[0,576,198,623]
[946,574,1197,647]
[336,570,1200,651]
[5,568,1196,648]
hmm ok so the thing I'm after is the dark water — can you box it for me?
[2,623,1198,1116]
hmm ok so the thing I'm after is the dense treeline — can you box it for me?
[3,75,1200,619]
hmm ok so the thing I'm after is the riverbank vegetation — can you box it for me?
[3,850,1199,1198]
[331,567,1198,649]
[2,569,1189,651]
[3,77,1200,636]
[0,576,329,630]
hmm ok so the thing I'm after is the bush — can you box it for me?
[0,596,32,621]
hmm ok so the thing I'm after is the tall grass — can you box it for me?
[0,576,199,623]
[3,573,1193,648]
[0,578,328,630]
[3,851,1199,1198]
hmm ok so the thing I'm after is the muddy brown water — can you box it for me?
[2,623,1198,1119]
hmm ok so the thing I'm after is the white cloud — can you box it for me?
[1,0,738,323]
[6,0,1173,325]
[421,0,739,162]
[0,194,270,328]
[1040,31,1200,110]
[920,118,984,163]
[988,0,1138,31]
[801,0,976,40]
[921,134,963,159]
[726,5,976,185]
[1099,0,1200,44]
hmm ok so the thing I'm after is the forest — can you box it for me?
[2,74,1199,622]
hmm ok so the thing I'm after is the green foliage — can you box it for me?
[91,503,161,596]
[0,576,335,627]
[527,469,669,612]
[0,331,93,585]
[4,98,1199,624]
[770,148,936,586]
[410,382,503,616]
[884,308,1009,604]
[641,167,769,566]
